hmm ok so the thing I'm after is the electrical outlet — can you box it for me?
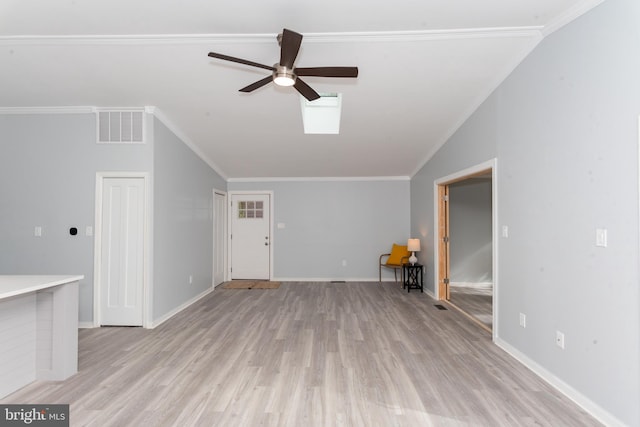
[34,226,42,237]
[556,331,565,349]
[519,313,526,328]
[189,275,193,284]
[342,259,347,267]
[502,225,509,238]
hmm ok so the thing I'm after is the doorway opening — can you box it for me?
[435,160,497,335]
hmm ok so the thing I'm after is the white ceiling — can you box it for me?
[0,0,604,179]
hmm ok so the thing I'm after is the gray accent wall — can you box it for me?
[410,0,639,424]
[152,118,226,321]
[228,180,410,280]
[0,113,153,323]
[449,178,492,283]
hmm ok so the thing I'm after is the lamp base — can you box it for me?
[409,252,417,265]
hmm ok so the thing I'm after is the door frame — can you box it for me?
[213,189,228,287]
[433,159,498,339]
[93,172,151,328]
[227,191,274,281]
[437,184,451,300]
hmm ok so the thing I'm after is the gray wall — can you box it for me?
[449,178,492,283]
[0,113,226,326]
[411,97,499,293]
[0,113,153,323]
[152,118,226,320]
[410,0,639,424]
[228,180,410,280]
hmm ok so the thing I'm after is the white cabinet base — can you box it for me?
[0,276,82,399]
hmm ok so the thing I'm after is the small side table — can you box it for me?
[403,263,423,293]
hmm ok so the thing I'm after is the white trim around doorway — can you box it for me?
[213,188,228,288]
[433,158,498,340]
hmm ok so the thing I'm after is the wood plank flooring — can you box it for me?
[448,283,493,330]
[1,282,601,426]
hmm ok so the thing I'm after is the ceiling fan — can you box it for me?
[207,28,358,101]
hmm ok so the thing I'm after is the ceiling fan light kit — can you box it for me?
[207,28,358,102]
[273,65,296,87]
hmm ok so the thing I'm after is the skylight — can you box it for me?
[300,93,342,134]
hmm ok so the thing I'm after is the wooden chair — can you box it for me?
[379,244,411,282]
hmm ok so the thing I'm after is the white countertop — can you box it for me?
[0,275,84,300]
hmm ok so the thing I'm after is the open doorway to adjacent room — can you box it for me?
[436,161,495,334]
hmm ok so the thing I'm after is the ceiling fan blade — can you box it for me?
[279,29,303,69]
[294,66,359,78]
[208,52,274,72]
[239,76,273,93]
[294,78,321,101]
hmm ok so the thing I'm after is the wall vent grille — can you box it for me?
[96,109,145,143]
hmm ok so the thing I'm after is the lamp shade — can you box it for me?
[407,238,420,252]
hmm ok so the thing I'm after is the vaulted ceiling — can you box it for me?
[0,0,604,179]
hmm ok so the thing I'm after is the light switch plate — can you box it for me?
[596,228,607,247]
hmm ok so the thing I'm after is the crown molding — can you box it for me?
[305,27,543,43]
[227,176,410,183]
[0,106,95,115]
[151,108,228,180]
[541,0,607,37]
[0,26,544,46]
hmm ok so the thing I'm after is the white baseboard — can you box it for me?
[494,338,625,427]
[450,281,493,288]
[149,286,215,329]
[78,321,95,329]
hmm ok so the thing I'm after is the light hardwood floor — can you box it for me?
[448,283,493,330]
[2,282,600,426]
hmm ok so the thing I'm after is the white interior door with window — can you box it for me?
[213,190,227,286]
[97,176,145,326]
[230,193,271,280]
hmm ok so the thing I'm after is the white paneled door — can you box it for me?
[230,193,271,280]
[99,177,144,326]
[214,191,227,286]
